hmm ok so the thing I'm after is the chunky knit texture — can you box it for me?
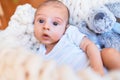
[0,4,40,53]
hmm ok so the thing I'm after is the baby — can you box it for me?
[34,0,104,75]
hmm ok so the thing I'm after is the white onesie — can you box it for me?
[37,25,89,71]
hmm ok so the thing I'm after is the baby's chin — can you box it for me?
[41,40,58,46]
[40,40,51,45]
[40,41,50,44]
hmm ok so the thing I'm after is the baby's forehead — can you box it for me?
[35,1,69,22]
[38,1,67,11]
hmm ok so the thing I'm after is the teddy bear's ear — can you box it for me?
[105,2,120,19]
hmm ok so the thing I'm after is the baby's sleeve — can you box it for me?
[65,25,86,47]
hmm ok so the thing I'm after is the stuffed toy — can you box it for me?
[59,0,120,51]
[86,1,120,51]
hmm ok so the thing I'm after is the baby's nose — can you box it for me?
[43,23,50,30]
[43,27,50,30]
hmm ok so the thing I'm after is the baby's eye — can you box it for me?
[53,22,58,26]
[39,19,44,23]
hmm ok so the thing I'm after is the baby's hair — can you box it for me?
[34,0,70,24]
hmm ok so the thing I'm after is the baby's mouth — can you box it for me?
[42,33,50,40]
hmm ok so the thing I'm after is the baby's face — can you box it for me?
[34,4,68,46]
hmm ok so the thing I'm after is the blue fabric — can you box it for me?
[113,22,120,34]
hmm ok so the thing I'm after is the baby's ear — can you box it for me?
[66,24,69,29]
[33,20,35,24]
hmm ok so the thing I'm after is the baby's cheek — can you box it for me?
[57,32,64,39]
[34,31,41,40]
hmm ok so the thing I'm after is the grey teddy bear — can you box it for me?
[79,1,120,51]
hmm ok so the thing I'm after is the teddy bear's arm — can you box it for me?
[112,22,120,34]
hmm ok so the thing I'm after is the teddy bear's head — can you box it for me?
[86,5,116,33]
[86,1,120,34]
